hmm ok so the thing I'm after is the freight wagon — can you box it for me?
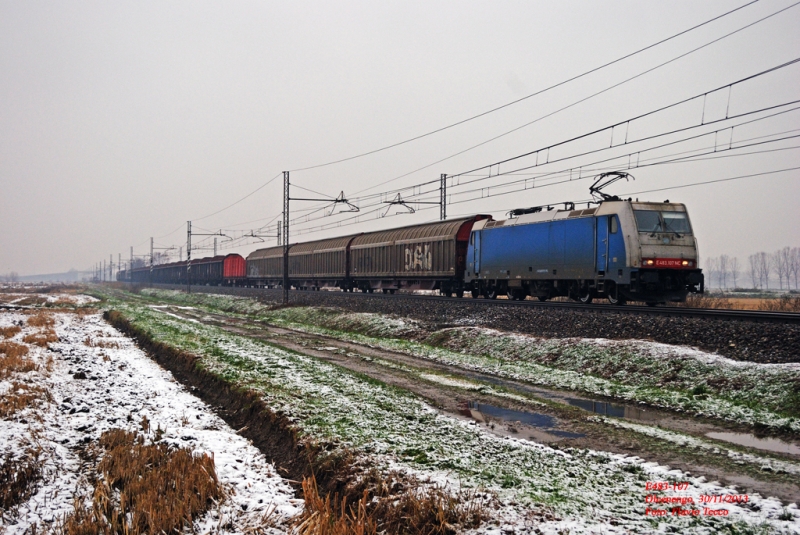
[127,254,246,286]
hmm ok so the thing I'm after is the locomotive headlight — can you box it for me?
[644,259,655,266]
[682,260,690,266]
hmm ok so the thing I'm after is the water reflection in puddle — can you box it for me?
[706,432,800,456]
[458,374,799,455]
[461,402,585,440]
[565,398,625,418]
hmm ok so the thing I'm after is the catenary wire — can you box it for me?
[286,0,764,173]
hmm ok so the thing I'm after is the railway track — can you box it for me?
[127,283,800,324]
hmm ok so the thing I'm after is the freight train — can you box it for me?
[120,188,704,305]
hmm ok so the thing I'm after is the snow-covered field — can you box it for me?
[0,305,299,534]
[131,289,800,434]
[99,292,800,534]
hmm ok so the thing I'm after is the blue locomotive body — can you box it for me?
[466,200,703,304]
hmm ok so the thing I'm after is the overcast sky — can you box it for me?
[2,0,799,276]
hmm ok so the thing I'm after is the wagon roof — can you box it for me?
[350,217,477,247]
[247,245,289,261]
[131,255,224,272]
[289,234,359,254]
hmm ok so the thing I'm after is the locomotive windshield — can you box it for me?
[634,210,692,234]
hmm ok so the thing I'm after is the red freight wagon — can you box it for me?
[223,253,246,283]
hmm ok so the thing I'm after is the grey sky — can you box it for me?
[1,1,799,276]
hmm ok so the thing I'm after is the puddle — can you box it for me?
[706,432,800,456]
[460,372,800,455]
[461,401,585,440]
[462,372,661,423]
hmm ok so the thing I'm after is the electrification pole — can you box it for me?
[186,221,192,293]
[130,247,133,281]
[440,174,447,221]
[283,172,289,305]
[150,237,154,287]
[213,237,217,257]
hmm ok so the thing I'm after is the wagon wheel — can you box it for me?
[471,288,479,299]
[506,289,524,301]
[455,289,464,298]
[607,283,627,306]
[578,286,593,304]
[485,287,499,300]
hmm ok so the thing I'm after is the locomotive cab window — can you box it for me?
[609,216,618,234]
[634,210,692,235]
[634,210,662,233]
[662,211,692,234]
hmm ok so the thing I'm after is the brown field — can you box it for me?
[678,294,800,311]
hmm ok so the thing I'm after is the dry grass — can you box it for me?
[0,381,50,418]
[294,476,376,535]
[673,293,800,311]
[0,448,43,509]
[22,329,58,348]
[26,312,54,327]
[60,429,224,535]
[293,470,485,535]
[16,297,49,307]
[0,341,34,379]
[758,294,800,312]
[0,325,21,338]
[672,293,734,309]
[82,336,119,349]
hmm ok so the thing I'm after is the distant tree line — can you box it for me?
[704,247,800,290]
[1,272,19,283]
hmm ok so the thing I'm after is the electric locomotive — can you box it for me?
[465,173,704,305]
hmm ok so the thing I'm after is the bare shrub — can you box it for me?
[758,294,800,312]
[0,325,21,338]
[26,313,54,327]
[0,341,33,378]
[673,293,734,309]
[61,429,224,535]
[22,329,58,347]
[0,448,42,509]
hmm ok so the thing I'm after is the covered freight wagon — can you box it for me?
[188,254,247,285]
[126,254,246,286]
[349,216,489,295]
[246,246,287,287]
[288,235,358,290]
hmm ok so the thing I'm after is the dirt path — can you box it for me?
[159,305,800,505]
